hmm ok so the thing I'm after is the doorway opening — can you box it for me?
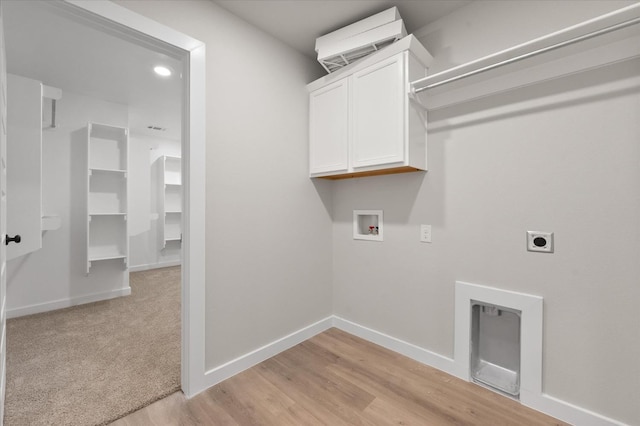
[2,0,205,423]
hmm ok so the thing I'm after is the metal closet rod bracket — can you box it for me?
[407,87,429,112]
[43,84,62,129]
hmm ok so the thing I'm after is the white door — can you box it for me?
[309,79,349,176]
[351,53,405,169]
[6,74,42,261]
[0,2,9,422]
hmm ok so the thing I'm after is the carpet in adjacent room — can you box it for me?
[4,266,181,426]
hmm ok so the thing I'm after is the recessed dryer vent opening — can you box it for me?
[454,281,543,407]
[471,301,521,398]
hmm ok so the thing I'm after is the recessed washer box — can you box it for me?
[353,210,383,241]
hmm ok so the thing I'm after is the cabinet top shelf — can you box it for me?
[90,167,127,174]
[88,253,127,262]
[89,122,128,141]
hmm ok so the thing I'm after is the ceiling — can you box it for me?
[2,0,472,140]
[2,0,183,140]
[213,0,472,58]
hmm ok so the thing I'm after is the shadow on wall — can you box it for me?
[331,171,437,226]
[417,28,458,74]
[312,178,335,221]
[428,58,640,130]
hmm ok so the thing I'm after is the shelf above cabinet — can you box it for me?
[88,247,127,262]
[89,212,126,217]
[89,167,127,175]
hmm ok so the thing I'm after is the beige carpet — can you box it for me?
[4,266,181,426]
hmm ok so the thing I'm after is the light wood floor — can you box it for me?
[111,328,567,425]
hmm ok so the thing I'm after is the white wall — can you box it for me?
[7,88,130,317]
[108,0,639,423]
[114,0,333,370]
[128,132,181,270]
[334,1,639,424]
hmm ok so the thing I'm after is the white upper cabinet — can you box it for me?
[307,35,432,179]
[351,54,404,169]
[309,79,349,175]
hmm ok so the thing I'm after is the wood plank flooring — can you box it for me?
[111,328,567,425]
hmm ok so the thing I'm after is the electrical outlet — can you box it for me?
[527,231,554,253]
[420,224,432,243]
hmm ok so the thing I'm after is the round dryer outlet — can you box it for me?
[526,231,554,253]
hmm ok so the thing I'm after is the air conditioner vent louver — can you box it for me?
[320,38,398,73]
[315,8,407,74]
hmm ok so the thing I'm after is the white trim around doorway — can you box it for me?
[62,0,207,397]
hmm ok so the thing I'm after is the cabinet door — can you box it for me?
[309,79,349,176]
[351,54,405,169]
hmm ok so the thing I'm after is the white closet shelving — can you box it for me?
[158,155,182,249]
[86,122,128,273]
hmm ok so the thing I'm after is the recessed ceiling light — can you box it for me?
[154,66,172,77]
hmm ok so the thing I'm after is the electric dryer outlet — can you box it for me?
[527,231,554,253]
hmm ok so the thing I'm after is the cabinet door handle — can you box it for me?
[5,234,21,245]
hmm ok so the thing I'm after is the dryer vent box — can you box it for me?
[470,302,522,398]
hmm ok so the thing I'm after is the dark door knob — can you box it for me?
[5,235,21,245]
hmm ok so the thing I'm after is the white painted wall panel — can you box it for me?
[334,2,640,424]
[115,0,333,370]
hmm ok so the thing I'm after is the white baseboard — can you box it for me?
[331,316,628,426]
[6,287,131,319]
[523,391,629,426]
[129,260,181,272]
[331,316,459,378]
[202,316,333,391]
